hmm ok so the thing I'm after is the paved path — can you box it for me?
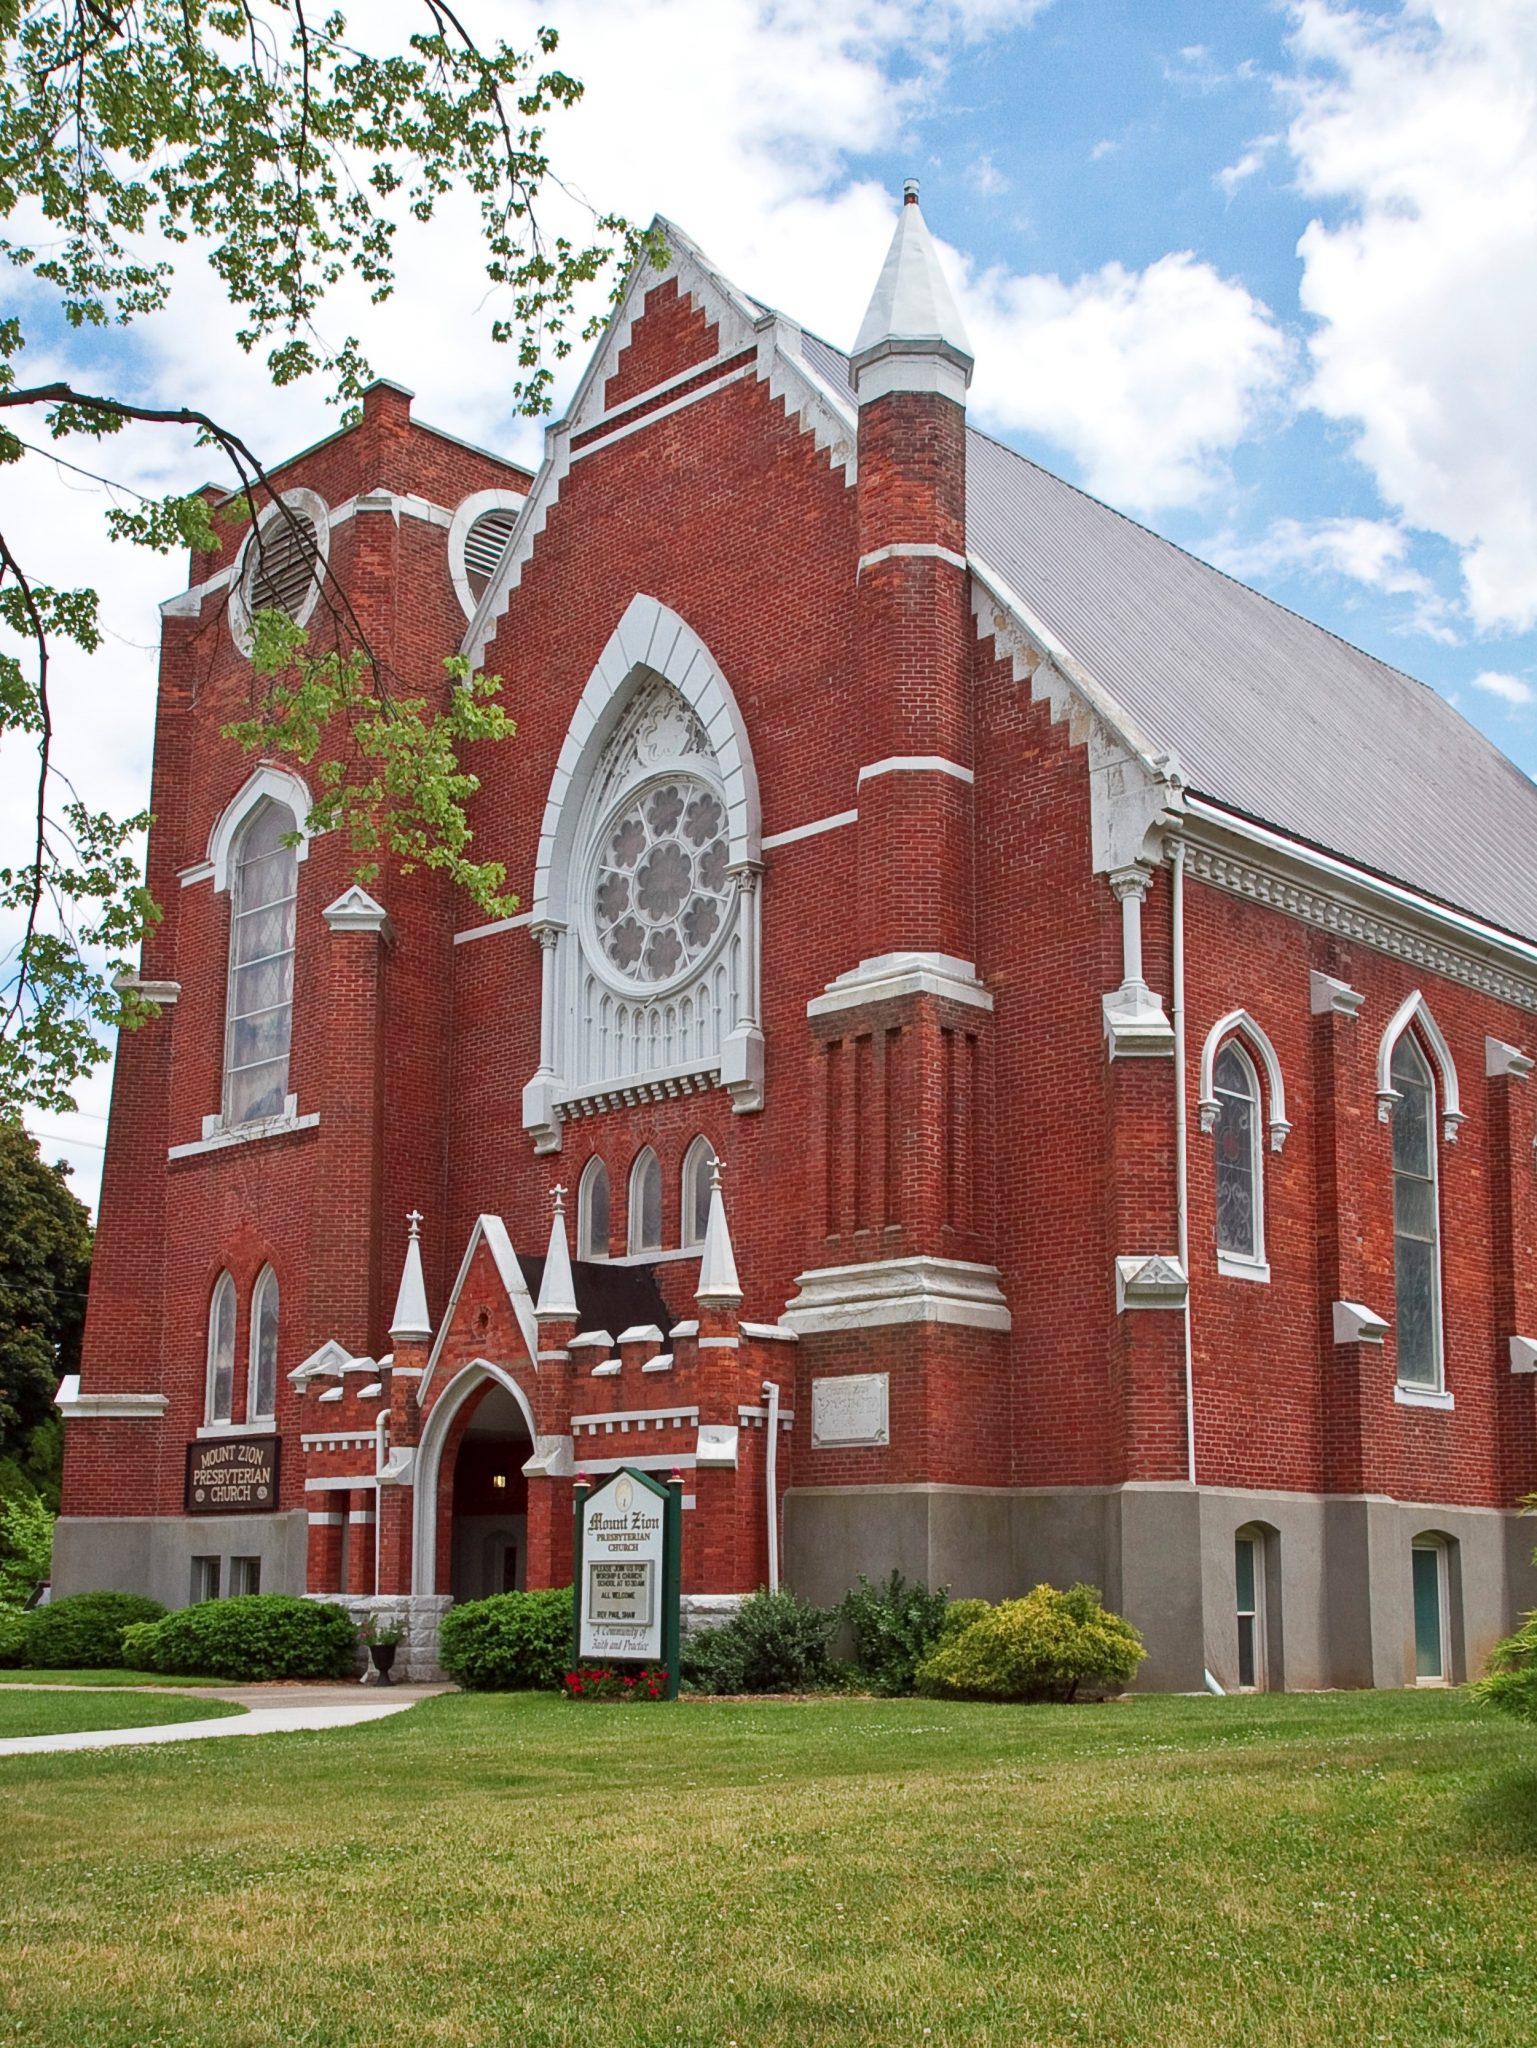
[0,1682,450,1758]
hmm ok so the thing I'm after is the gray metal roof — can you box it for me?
[799,329,1537,944]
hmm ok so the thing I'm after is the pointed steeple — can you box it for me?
[695,1160,743,1308]
[536,1184,579,1323]
[389,1209,432,1343]
[851,179,974,405]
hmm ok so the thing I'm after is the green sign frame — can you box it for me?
[572,1466,682,1701]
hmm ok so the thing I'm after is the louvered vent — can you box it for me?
[463,507,519,601]
[246,509,321,621]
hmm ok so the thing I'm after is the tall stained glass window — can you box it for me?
[207,1273,236,1425]
[1214,1042,1262,1260]
[224,801,298,1125]
[1392,1035,1442,1389]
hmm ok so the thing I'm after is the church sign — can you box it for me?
[572,1466,682,1698]
[185,1436,280,1514]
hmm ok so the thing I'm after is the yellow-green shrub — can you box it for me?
[915,1583,1144,1702]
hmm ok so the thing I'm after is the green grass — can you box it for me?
[0,1689,1533,2046]
[0,1667,229,1689]
[0,1689,243,1739]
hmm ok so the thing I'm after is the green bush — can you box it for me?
[939,1598,992,1640]
[122,1595,355,1680]
[682,1587,837,1695]
[0,1607,29,1666]
[1475,1611,1537,1723]
[841,1571,952,1696]
[437,1588,573,1691]
[23,1590,165,1669]
[915,1583,1145,1703]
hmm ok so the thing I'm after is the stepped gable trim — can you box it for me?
[462,218,857,670]
[419,1215,540,1403]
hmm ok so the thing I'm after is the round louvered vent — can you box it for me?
[228,489,329,653]
[462,506,519,602]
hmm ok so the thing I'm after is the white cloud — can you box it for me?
[1471,669,1535,707]
[1285,0,1537,631]
[1209,513,1456,638]
[968,152,1009,196]
[963,251,1289,511]
[1216,136,1280,195]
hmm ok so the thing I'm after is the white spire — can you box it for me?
[695,1160,743,1308]
[536,1184,578,1322]
[851,178,973,404]
[389,1209,432,1343]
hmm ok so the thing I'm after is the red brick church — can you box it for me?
[56,186,1537,1690]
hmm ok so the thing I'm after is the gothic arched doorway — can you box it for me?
[447,1381,532,1601]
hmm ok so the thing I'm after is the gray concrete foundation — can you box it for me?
[51,1512,308,1611]
[783,1481,1537,1692]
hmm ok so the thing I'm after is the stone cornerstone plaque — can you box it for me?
[579,1470,666,1661]
[185,1436,280,1514]
[811,1373,889,1449]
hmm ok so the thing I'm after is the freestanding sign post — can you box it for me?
[572,1467,682,1700]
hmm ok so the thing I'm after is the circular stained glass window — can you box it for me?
[591,777,731,987]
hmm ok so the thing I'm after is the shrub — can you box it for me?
[0,1493,54,1608]
[1475,1612,1537,1723]
[682,1587,837,1695]
[122,1595,355,1680]
[437,1587,573,1691]
[841,1571,952,1696]
[23,1590,166,1669]
[915,1583,1145,1703]
[939,1598,992,1641]
[0,1607,29,1667]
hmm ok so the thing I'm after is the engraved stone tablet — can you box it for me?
[811,1373,889,1448]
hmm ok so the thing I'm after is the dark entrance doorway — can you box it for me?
[448,1382,531,1602]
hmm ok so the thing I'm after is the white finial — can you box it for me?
[696,1156,743,1309]
[852,181,973,404]
[537,1180,578,1323]
[389,1211,432,1343]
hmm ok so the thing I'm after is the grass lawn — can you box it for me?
[0,1689,243,1740]
[0,1668,230,1689]
[1,1688,1533,2047]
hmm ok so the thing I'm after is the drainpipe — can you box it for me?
[762,1378,781,1593]
[1171,837,1196,1489]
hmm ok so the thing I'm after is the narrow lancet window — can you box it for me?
[1392,1034,1442,1389]
[249,1267,279,1421]
[1213,1041,1262,1261]
[224,800,298,1124]
[207,1273,236,1425]
[629,1147,663,1255]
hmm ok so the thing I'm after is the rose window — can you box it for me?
[592,778,731,987]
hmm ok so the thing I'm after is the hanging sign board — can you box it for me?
[185,1436,280,1514]
[573,1466,681,1694]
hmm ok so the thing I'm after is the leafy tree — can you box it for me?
[0,2,648,1115]
[0,1117,91,1509]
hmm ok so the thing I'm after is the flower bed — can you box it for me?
[563,1664,670,1702]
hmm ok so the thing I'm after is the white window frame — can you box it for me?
[248,1265,280,1422]
[447,488,528,620]
[206,1271,237,1426]
[578,1156,611,1261]
[1234,1527,1267,1692]
[1211,1041,1268,1281]
[681,1136,716,1249]
[1389,1031,1446,1397]
[227,487,330,654]
[1411,1536,1451,1685]
[1197,1009,1289,1284]
[628,1146,663,1256]
[221,797,300,1129]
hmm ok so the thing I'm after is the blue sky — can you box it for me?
[5,0,1537,1204]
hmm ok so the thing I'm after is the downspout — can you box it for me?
[762,1378,781,1593]
[1171,838,1196,1489]
[374,1410,389,1598]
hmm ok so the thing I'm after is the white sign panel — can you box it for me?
[579,1470,666,1660]
[811,1372,889,1448]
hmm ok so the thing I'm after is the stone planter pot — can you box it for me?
[369,1641,398,1685]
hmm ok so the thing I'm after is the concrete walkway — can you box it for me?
[0,1682,450,1758]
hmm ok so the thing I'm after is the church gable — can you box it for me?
[602,276,722,411]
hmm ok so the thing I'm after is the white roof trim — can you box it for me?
[419,1214,540,1402]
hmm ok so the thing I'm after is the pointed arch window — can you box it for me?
[249,1267,280,1421]
[207,1273,236,1425]
[578,1158,610,1260]
[681,1137,716,1248]
[1213,1042,1263,1265]
[1392,1033,1443,1390]
[224,799,298,1126]
[628,1147,663,1256]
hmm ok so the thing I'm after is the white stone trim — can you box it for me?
[808,951,992,1017]
[112,973,180,1005]
[53,1377,167,1421]
[761,808,859,852]
[1395,1383,1455,1410]
[740,1321,798,1342]
[567,365,756,463]
[1375,991,1465,1142]
[1487,1037,1534,1079]
[168,1108,319,1160]
[857,543,967,575]
[1510,1336,1537,1374]
[1114,1256,1188,1312]
[783,1257,1011,1334]
[1310,971,1365,1018]
[572,1406,698,1430]
[419,1216,541,1403]
[1183,799,1537,1013]
[696,1424,739,1468]
[446,488,529,620]
[696,1336,740,1350]
[306,1474,377,1493]
[1196,1008,1291,1152]
[205,764,315,893]
[1216,1252,1271,1285]
[226,487,331,654]
[196,1419,274,1440]
[573,1452,696,1478]
[300,1431,377,1449]
[322,886,393,940]
[856,755,974,787]
[453,911,534,945]
[1334,1300,1389,1346]
[307,1511,344,1526]
[412,1358,541,1595]
[289,1338,354,1384]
